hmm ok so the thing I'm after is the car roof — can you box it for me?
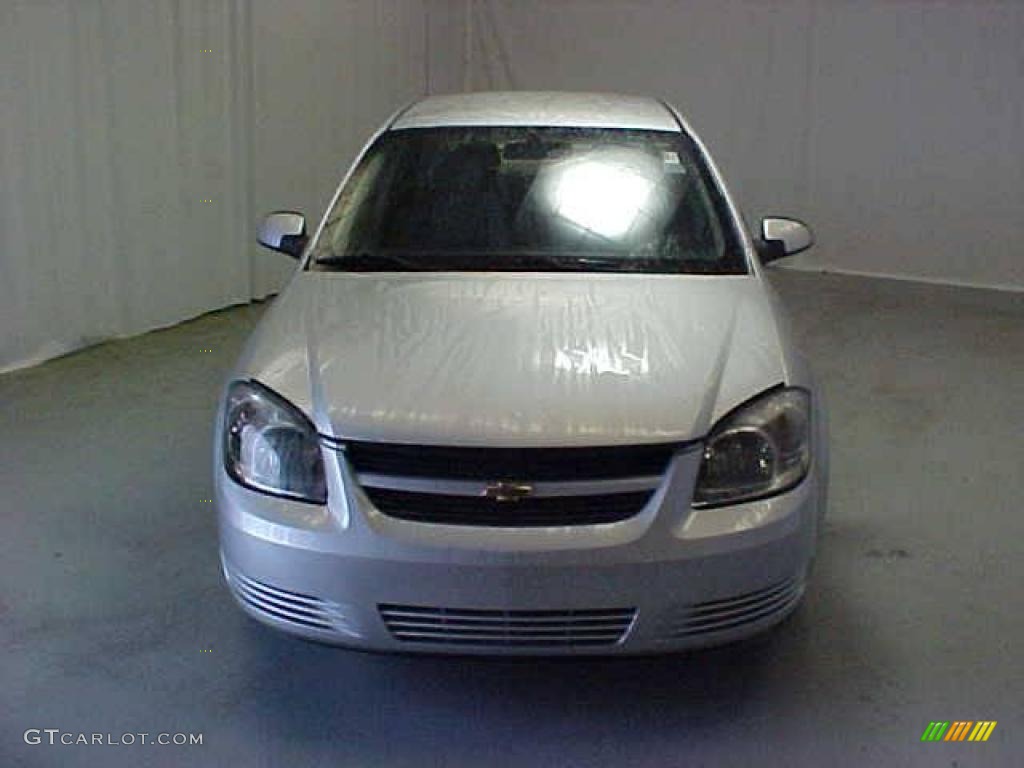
[390,91,681,132]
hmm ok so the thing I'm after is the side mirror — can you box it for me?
[258,211,307,258]
[756,217,813,263]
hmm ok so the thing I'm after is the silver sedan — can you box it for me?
[216,91,828,654]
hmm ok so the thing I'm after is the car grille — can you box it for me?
[364,487,652,526]
[663,575,804,638]
[333,439,687,527]
[339,440,681,481]
[379,604,636,647]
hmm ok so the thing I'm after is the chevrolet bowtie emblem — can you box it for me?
[482,482,534,502]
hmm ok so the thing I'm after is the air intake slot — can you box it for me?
[379,604,636,647]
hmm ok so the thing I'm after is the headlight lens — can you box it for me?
[223,380,327,504]
[692,386,810,507]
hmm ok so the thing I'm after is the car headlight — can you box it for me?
[692,386,810,508]
[222,380,327,504]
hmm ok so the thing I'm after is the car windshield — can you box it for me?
[309,126,746,274]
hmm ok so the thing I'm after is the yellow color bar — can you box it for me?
[967,721,997,742]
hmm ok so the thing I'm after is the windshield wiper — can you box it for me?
[491,252,582,271]
[314,251,576,272]
[312,252,422,271]
[311,251,740,274]
[569,255,738,274]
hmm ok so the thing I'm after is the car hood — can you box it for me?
[237,271,789,446]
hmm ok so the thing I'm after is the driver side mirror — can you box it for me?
[756,217,813,263]
[258,211,307,259]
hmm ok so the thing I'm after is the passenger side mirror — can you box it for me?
[258,211,307,259]
[756,217,813,263]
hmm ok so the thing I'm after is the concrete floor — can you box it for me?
[1,270,1021,767]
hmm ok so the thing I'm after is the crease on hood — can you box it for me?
[694,297,740,432]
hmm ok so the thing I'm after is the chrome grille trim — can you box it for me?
[330,439,688,481]
[355,472,662,497]
[231,571,326,611]
[380,604,636,647]
[234,580,331,627]
[664,576,804,638]
[231,574,334,630]
[224,561,359,636]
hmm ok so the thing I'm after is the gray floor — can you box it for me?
[2,270,1021,767]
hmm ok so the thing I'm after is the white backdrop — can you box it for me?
[3,1,1022,372]
[471,0,1024,292]
[0,0,465,372]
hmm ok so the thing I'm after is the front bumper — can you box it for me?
[217,446,822,654]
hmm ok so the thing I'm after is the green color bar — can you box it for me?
[921,721,950,742]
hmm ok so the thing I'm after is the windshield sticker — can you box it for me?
[662,151,685,173]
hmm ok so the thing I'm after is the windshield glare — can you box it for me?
[310,126,746,274]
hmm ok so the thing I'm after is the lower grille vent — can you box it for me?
[379,604,636,647]
[665,576,804,638]
[224,563,356,636]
